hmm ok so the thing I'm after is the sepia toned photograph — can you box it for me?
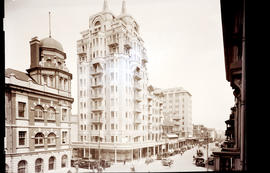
[4,0,247,172]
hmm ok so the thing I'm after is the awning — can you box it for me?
[167,134,178,138]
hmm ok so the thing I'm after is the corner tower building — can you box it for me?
[5,35,74,173]
[73,0,166,162]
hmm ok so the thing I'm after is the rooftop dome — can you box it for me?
[40,37,64,52]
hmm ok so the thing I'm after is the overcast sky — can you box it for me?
[4,0,234,131]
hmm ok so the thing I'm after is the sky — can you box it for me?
[4,0,234,131]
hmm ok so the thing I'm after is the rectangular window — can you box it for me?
[111,136,114,142]
[18,102,26,117]
[19,131,26,146]
[62,131,67,144]
[62,109,67,121]
[111,124,114,130]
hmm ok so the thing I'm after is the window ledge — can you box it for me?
[35,145,44,148]
[35,118,44,121]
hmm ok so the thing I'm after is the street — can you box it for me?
[70,143,218,172]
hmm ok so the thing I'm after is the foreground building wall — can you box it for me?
[213,0,246,171]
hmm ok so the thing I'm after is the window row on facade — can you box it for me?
[18,102,68,121]
[6,155,68,173]
[18,131,68,147]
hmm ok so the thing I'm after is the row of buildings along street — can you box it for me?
[4,0,247,172]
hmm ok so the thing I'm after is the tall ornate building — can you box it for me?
[5,35,74,173]
[73,0,166,162]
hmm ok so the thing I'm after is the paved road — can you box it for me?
[70,143,218,172]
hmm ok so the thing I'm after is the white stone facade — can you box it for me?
[162,87,193,138]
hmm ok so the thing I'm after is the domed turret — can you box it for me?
[40,37,64,52]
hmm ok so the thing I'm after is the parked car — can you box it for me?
[168,149,174,156]
[162,158,173,166]
[78,159,98,169]
[207,156,214,165]
[156,154,162,160]
[100,159,111,168]
[162,152,169,158]
[195,157,205,167]
[71,158,79,167]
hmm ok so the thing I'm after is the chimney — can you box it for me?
[29,36,40,68]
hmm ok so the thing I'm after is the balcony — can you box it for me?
[90,70,103,76]
[91,116,105,123]
[77,49,87,55]
[134,82,142,91]
[124,40,132,49]
[174,121,181,126]
[172,115,181,120]
[134,117,142,124]
[90,130,105,138]
[91,93,104,100]
[134,71,142,80]
[91,105,105,112]
[135,105,142,113]
[91,82,103,88]
[148,108,152,115]
[142,55,148,63]
[107,39,119,47]
[135,94,142,102]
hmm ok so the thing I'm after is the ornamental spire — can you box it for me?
[121,0,127,14]
[103,0,109,12]
[49,12,51,38]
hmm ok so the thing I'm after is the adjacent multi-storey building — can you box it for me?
[162,87,193,138]
[73,0,166,162]
[5,35,74,173]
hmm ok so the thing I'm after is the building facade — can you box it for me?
[5,36,74,173]
[213,0,247,171]
[73,0,166,162]
[162,87,193,138]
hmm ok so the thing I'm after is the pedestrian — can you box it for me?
[124,159,126,165]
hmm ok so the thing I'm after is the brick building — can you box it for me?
[5,35,74,173]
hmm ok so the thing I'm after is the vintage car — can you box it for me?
[207,156,214,165]
[71,158,79,167]
[162,158,173,166]
[100,159,111,168]
[195,157,205,167]
[168,149,174,156]
[78,159,98,169]
[156,154,162,160]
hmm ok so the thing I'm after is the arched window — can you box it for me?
[94,21,101,26]
[18,160,27,173]
[34,106,44,119]
[61,155,68,168]
[48,156,55,170]
[35,133,44,146]
[47,133,56,145]
[35,158,43,173]
[47,107,56,121]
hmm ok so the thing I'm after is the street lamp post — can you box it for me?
[207,132,209,171]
